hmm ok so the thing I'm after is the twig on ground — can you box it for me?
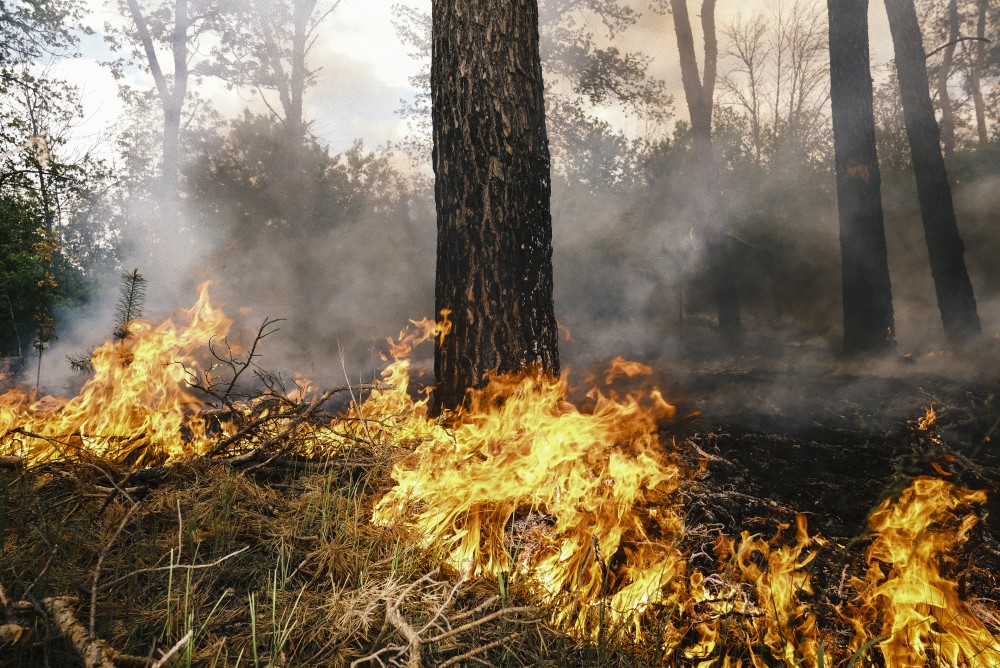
[151,629,192,668]
[207,383,389,461]
[90,502,142,637]
[98,545,251,591]
[350,570,538,668]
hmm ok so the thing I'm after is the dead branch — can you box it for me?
[151,629,192,668]
[438,632,522,668]
[206,383,390,460]
[98,544,251,591]
[91,502,142,637]
[42,596,116,668]
[350,570,538,668]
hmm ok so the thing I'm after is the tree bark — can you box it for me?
[669,0,741,335]
[431,0,559,413]
[827,0,896,354]
[884,0,982,343]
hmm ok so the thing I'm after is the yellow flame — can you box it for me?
[1,288,998,664]
[848,477,1000,667]
[0,282,230,464]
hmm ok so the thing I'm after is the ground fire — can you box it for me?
[0,286,998,666]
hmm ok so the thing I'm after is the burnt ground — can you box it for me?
[646,341,1000,636]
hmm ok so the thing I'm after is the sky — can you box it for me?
[57,0,898,160]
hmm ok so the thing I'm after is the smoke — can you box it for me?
[32,0,1000,430]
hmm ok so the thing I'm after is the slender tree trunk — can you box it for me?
[827,0,895,354]
[884,0,981,343]
[669,0,741,335]
[126,0,189,224]
[936,0,959,158]
[431,0,559,414]
[971,0,989,147]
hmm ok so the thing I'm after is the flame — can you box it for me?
[363,322,687,638]
[1,288,998,662]
[0,282,231,464]
[847,477,1000,667]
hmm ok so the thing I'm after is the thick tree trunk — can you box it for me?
[669,0,741,335]
[431,0,559,414]
[936,0,959,158]
[884,0,982,343]
[827,0,896,354]
[971,0,989,147]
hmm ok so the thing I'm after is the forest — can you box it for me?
[1,0,1000,665]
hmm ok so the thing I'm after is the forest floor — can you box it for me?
[1,336,999,667]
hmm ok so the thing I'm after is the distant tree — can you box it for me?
[719,0,831,168]
[917,0,997,150]
[211,0,342,227]
[666,0,742,335]
[884,0,981,343]
[827,0,895,354]
[392,0,670,184]
[0,0,84,85]
[431,0,559,412]
[110,0,224,223]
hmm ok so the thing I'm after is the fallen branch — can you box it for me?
[42,596,116,668]
[350,570,538,668]
[98,544,251,591]
[206,383,390,460]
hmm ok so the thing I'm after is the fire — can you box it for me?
[846,476,1000,667]
[0,282,231,464]
[366,336,687,638]
[1,286,998,663]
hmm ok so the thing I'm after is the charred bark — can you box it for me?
[431,0,559,414]
[827,0,895,354]
[884,0,982,343]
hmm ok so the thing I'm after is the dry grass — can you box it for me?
[0,447,662,667]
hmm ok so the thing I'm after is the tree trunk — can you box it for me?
[971,0,989,147]
[431,0,559,414]
[884,0,982,343]
[669,0,741,335]
[827,0,896,354]
[936,0,960,158]
[125,0,188,224]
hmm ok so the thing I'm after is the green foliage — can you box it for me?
[0,194,87,357]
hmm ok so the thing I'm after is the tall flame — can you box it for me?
[0,282,230,464]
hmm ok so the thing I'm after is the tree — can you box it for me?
[884,0,982,342]
[431,0,559,413]
[719,0,831,168]
[667,0,741,335]
[211,0,342,227]
[827,0,895,354]
[392,0,670,183]
[114,0,222,223]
